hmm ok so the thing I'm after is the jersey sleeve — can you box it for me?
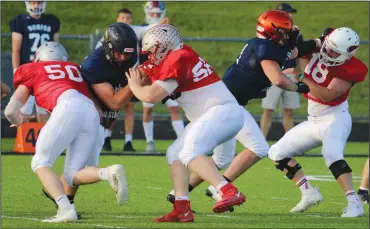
[156,54,184,82]
[9,15,23,34]
[255,41,285,63]
[282,59,296,70]
[13,64,34,93]
[50,15,61,34]
[334,58,368,83]
[81,56,107,84]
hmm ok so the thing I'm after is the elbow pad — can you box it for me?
[4,96,24,125]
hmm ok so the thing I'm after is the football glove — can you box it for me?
[296,82,310,93]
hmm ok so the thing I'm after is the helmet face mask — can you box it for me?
[141,24,183,65]
[319,27,360,66]
[25,1,46,16]
[144,1,166,24]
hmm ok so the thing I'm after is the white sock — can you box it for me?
[125,134,133,142]
[296,177,313,195]
[104,129,112,138]
[215,181,229,191]
[345,190,359,203]
[55,194,73,211]
[143,121,154,142]
[98,168,108,181]
[175,196,189,201]
[359,187,369,191]
[171,120,185,137]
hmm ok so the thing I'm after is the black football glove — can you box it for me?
[285,28,301,50]
[296,82,310,93]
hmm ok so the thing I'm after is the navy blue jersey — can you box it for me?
[10,14,60,65]
[81,47,137,128]
[283,59,296,70]
[222,38,292,106]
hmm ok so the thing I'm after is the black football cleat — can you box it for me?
[357,189,369,204]
[103,137,112,151]
[123,141,136,152]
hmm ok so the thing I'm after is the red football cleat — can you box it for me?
[212,182,246,213]
[154,200,194,223]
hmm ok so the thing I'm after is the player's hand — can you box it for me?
[9,114,35,127]
[160,17,170,24]
[296,82,310,93]
[126,68,151,87]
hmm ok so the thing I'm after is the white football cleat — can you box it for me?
[107,164,129,205]
[290,187,324,213]
[42,208,78,223]
[341,201,364,217]
[146,141,155,152]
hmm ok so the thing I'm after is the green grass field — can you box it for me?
[1,2,369,116]
[1,139,369,228]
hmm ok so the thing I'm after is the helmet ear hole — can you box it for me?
[348,45,358,53]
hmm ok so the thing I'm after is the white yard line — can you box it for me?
[2,215,127,229]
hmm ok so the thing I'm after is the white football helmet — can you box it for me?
[144,1,166,24]
[34,41,68,62]
[25,1,46,16]
[142,24,183,65]
[319,27,360,66]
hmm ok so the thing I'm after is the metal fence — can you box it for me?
[1,33,369,120]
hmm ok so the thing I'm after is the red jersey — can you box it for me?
[303,51,368,106]
[140,45,220,92]
[13,61,90,112]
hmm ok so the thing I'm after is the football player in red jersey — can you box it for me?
[126,24,246,223]
[268,27,368,217]
[4,42,128,223]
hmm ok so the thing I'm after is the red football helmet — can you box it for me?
[256,10,293,46]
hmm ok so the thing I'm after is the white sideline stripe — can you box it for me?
[205,214,232,218]
[2,215,127,228]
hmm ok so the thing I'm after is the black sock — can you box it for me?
[223,175,232,183]
[188,184,194,192]
[67,195,75,204]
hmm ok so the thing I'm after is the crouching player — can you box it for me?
[4,42,128,223]
[268,27,368,217]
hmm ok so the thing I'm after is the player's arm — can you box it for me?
[126,68,173,103]
[1,81,11,99]
[261,60,308,93]
[4,85,31,125]
[11,32,23,71]
[90,83,133,112]
[53,33,60,42]
[301,76,352,102]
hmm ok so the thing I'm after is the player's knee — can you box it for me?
[166,146,179,165]
[329,160,352,180]
[268,144,282,161]
[168,106,181,114]
[212,157,231,170]
[178,151,196,168]
[251,143,270,159]
[275,158,302,180]
[31,156,52,173]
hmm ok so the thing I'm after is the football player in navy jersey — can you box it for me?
[166,10,322,209]
[10,1,60,123]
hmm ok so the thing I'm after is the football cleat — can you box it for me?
[212,183,246,213]
[123,141,136,152]
[107,164,129,205]
[146,141,155,152]
[357,189,369,204]
[205,185,234,212]
[154,200,194,223]
[167,191,196,213]
[42,207,78,223]
[290,187,324,213]
[103,137,112,151]
[42,189,82,219]
[341,201,364,217]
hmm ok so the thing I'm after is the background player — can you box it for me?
[128,24,247,222]
[10,1,60,123]
[268,27,368,217]
[357,158,369,204]
[140,1,184,152]
[5,42,128,223]
[260,3,302,138]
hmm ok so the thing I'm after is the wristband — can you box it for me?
[298,73,305,82]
